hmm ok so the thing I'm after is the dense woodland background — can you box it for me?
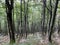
[0,0,60,45]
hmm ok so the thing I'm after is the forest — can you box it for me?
[0,0,60,45]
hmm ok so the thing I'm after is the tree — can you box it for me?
[42,0,46,36]
[49,0,59,43]
[24,0,29,38]
[48,0,52,34]
[5,0,15,44]
[20,0,23,37]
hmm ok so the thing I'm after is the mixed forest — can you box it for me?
[0,0,60,45]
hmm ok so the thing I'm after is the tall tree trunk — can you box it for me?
[49,0,59,43]
[48,0,52,34]
[24,0,27,38]
[20,0,23,37]
[42,0,46,36]
[5,0,15,43]
[26,0,29,36]
[12,3,16,36]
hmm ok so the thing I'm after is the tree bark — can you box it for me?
[49,0,59,43]
[5,0,15,43]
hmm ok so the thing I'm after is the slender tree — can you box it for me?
[26,0,29,36]
[20,0,23,37]
[49,0,59,43]
[23,0,29,38]
[42,0,46,36]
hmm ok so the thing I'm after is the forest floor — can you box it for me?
[0,32,60,45]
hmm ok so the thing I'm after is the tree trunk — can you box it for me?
[5,0,15,44]
[42,0,46,36]
[49,0,59,43]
